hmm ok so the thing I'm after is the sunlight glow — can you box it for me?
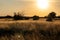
[37,0,49,9]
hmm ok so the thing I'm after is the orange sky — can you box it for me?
[0,0,60,17]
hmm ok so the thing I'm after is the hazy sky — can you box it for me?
[0,0,60,17]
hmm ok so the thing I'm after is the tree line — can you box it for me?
[13,11,60,21]
[0,11,60,21]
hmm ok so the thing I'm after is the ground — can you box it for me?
[0,19,60,40]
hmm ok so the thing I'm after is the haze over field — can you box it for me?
[0,0,60,17]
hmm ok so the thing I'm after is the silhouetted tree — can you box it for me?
[32,15,39,20]
[57,16,60,18]
[13,12,18,20]
[46,12,56,21]
[5,15,12,18]
[13,12,24,20]
[49,12,56,18]
[44,16,48,18]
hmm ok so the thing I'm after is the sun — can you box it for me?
[37,0,49,9]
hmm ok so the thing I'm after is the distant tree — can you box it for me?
[32,15,39,20]
[44,16,48,18]
[5,15,12,18]
[17,12,24,20]
[46,12,56,21]
[57,16,60,18]
[48,12,56,18]
[13,12,18,20]
[13,12,24,20]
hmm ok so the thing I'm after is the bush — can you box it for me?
[32,15,39,20]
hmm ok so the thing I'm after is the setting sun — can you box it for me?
[37,0,49,9]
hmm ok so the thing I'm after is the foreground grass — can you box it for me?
[0,21,60,40]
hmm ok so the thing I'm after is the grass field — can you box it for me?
[0,19,60,40]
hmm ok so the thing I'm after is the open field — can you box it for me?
[0,19,60,40]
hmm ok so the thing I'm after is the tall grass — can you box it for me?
[0,21,60,40]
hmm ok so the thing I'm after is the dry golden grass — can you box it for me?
[0,20,60,40]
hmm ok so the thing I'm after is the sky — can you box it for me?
[0,0,60,17]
